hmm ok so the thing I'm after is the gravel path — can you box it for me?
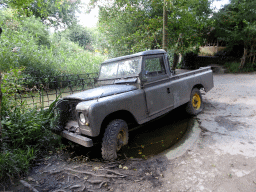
[162,73,256,192]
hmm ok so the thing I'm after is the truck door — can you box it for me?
[142,54,174,116]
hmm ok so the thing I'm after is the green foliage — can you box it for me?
[50,33,105,74]
[0,69,62,179]
[21,16,51,47]
[0,148,36,178]
[0,8,106,77]
[213,0,256,40]
[224,62,256,73]
[0,5,106,181]
[166,0,212,54]
[2,0,81,27]
[224,62,241,73]
[90,28,109,54]
[212,0,256,68]
[1,68,33,96]
[97,0,212,57]
[63,24,93,50]
[0,103,61,178]
[98,0,162,56]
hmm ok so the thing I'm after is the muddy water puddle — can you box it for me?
[67,106,192,161]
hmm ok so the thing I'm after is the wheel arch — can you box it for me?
[192,84,204,92]
[99,110,138,136]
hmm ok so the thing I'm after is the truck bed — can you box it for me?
[175,69,193,75]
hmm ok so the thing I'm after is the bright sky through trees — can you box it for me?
[76,0,99,28]
[211,0,230,12]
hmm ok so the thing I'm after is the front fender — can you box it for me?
[76,89,147,137]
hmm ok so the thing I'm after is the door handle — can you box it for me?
[167,88,170,94]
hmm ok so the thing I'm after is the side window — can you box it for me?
[145,56,166,77]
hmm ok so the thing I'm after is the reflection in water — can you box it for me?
[120,107,191,159]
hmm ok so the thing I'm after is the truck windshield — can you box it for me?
[98,57,142,79]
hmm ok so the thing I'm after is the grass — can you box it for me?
[0,98,62,180]
[224,62,256,73]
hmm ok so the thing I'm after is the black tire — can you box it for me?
[186,88,203,115]
[101,119,129,161]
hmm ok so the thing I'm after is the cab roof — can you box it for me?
[102,49,166,64]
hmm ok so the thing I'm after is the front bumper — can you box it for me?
[65,120,94,136]
[60,130,93,147]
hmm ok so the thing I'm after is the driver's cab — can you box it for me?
[97,49,173,87]
[141,53,170,84]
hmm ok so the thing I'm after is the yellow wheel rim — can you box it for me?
[192,93,201,110]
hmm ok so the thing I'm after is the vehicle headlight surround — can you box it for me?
[79,112,89,125]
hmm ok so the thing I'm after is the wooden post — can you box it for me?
[0,71,2,145]
[0,28,2,144]
[163,0,168,51]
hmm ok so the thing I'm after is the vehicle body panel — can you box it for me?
[55,49,214,148]
[64,84,137,101]
[75,89,148,136]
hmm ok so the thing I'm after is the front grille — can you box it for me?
[68,100,80,121]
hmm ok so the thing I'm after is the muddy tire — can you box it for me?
[101,119,129,161]
[186,88,203,115]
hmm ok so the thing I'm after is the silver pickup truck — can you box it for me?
[55,49,214,161]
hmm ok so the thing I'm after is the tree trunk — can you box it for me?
[0,28,2,145]
[0,71,2,145]
[240,47,247,69]
[162,0,168,51]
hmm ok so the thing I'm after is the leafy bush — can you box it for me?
[63,24,93,50]
[0,8,106,78]
[21,16,51,47]
[0,102,61,179]
[0,7,106,181]
[0,10,58,75]
[0,69,62,179]
[224,62,256,73]
[49,35,105,75]
[0,148,36,179]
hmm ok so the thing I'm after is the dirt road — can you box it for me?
[5,73,256,192]
[162,73,256,191]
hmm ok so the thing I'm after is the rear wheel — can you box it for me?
[186,88,203,115]
[101,119,129,161]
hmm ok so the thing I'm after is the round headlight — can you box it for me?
[79,113,86,124]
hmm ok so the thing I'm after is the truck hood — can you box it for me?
[64,85,137,101]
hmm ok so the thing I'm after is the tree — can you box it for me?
[96,0,212,62]
[2,0,81,27]
[64,24,93,50]
[98,0,161,56]
[212,0,256,68]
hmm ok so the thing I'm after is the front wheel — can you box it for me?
[101,119,129,161]
[186,88,203,115]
